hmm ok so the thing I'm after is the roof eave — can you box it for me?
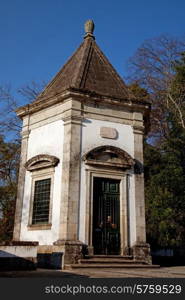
[16,87,150,119]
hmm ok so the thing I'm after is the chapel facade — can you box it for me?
[13,20,151,267]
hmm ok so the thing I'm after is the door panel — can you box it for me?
[93,177,120,255]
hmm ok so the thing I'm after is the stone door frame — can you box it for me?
[85,166,129,256]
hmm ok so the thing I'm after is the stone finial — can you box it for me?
[84,20,95,39]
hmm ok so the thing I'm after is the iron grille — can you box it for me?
[32,178,51,224]
[93,177,120,255]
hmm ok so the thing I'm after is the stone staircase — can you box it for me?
[64,255,159,270]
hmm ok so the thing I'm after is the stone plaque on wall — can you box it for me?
[100,127,118,139]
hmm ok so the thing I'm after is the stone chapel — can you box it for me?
[13,20,151,268]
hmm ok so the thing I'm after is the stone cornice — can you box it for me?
[16,90,71,119]
[16,88,151,119]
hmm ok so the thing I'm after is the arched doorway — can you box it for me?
[83,145,134,255]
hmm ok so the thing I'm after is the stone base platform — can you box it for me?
[0,241,38,270]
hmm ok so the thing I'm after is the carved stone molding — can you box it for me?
[82,145,134,169]
[25,154,59,171]
[132,125,145,135]
[21,130,30,139]
[62,115,83,126]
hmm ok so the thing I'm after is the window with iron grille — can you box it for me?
[32,178,51,224]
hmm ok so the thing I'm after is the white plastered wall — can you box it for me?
[79,118,137,246]
[20,119,64,245]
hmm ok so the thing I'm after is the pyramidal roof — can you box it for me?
[36,20,133,102]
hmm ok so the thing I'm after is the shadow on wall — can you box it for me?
[37,252,63,269]
[0,249,64,270]
[0,241,38,271]
[0,250,37,271]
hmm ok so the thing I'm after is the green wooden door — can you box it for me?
[93,177,120,255]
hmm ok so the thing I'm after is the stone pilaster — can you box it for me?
[133,124,146,243]
[13,123,30,241]
[54,99,83,265]
[132,123,152,264]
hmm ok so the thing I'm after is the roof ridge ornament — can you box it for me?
[84,19,95,39]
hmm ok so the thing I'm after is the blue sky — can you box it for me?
[0,0,185,102]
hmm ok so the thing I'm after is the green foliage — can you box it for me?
[173,52,185,86]
[144,119,185,248]
[0,135,20,241]
[0,186,17,241]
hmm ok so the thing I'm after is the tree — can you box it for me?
[17,80,46,102]
[0,81,46,241]
[0,135,20,241]
[169,52,185,128]
[129,50,185,249]
[144,117,185,248]
[142,51,185,248]
[127,34,185,139]
[0,85,21,139]
[0,81,46,140]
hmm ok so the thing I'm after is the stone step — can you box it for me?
[86,255,133,259]
[78,259,146,264]
[65,264,160,269]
